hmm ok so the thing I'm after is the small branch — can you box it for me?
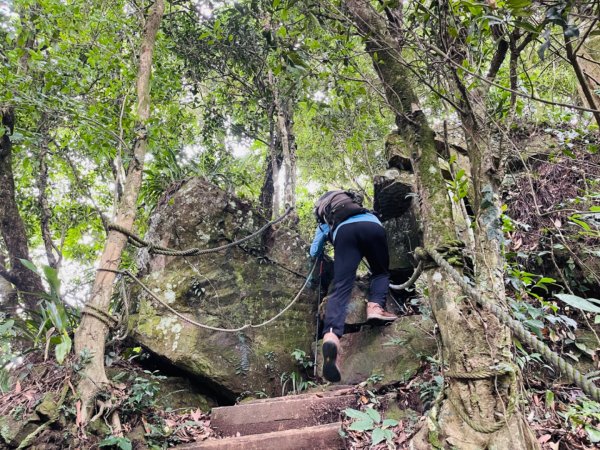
[573,18,599,55]
[0,263,18,286]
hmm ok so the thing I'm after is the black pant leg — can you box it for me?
[360,223,390,307]
[323,224,363,337]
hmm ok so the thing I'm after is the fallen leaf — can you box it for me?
[75,401,83,427]
[191,408,202,421]
[141,416,151,434]
[15,380,21,394]
[360,395,368,404]
[538,434,552,444]
[513,237,523,250]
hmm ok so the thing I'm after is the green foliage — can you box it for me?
[0,318,16,393]
[343,407,398,446]
[119,371,165,414]
[291,348,314,370]
[99,436,132,450]
[555,294,600,314]
[17,259,78,364]
[280,370,315,396]
[560,400,600,444]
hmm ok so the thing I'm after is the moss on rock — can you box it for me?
[131,178,315,397]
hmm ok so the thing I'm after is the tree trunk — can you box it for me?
[274,95,297,210]
[37,115,60,269]
[73,0,165,424]
[343,1,537,448]
[259,104,278,220]
[576,35,600,111]
[267,71,297,214]
[0,107,46,312]
[0,253,17,313]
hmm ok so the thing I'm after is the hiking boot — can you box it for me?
[366,302,398,322]
[322,330,341,382]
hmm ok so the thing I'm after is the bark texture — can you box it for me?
[577,35,600,110]
[73,0,165,423]
[343,1,537,448]
[0,107,46,312]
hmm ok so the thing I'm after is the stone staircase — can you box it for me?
[178,387,356,449]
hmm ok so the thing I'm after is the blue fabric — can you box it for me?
[309,212,382,258]
[309,224,329,258]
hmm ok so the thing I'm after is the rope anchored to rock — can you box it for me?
[425,246,600,406]
[107,206,293,256]
[389,261,423,291]
[99,260,316,333]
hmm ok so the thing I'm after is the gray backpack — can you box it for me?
[314,190,366,231]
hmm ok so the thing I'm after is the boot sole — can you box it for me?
[367,314,397,322]
[322,341,341,382]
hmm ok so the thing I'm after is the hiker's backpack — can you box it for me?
[314,190,367,231]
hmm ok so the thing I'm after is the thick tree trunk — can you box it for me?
[73,0,164,424]
[343,1,537,448]
[576,35,600,111]
[0,108,46,312]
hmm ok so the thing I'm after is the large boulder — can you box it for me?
[131,178,316,401]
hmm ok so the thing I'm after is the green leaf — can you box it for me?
[19,259,39,274]
[348,419,374,432]
[590,206,600,212]
[42,265,61,295]
[0,320,14,335]
[382,418,399,427]
[99,436,132,450]
[585,425,600,443]
[506,0,532,10]
[564,25,580,39]
[545,390,554,409]
[570,217,591,231]
[365,407,381,423]
[344,408,372,421]
[55,334,72,364]
[538,277,556,284]
[371,427,385,445]
[383,429,394,441]
[514,20,539,33]
[555,294,600,313]
[595,315,600,325]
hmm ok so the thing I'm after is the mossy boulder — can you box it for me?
[131,178,316,400]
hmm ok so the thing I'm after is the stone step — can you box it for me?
[210,388,356,437]
[179,423,344,450]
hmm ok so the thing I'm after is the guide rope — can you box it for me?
[107,207,293,257]
[99,260,316,333]
[425,245,600,406]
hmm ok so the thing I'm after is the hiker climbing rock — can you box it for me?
[310,190,397,382]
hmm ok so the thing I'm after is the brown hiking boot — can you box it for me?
[322,330,341,382]
[366,302,398,322]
